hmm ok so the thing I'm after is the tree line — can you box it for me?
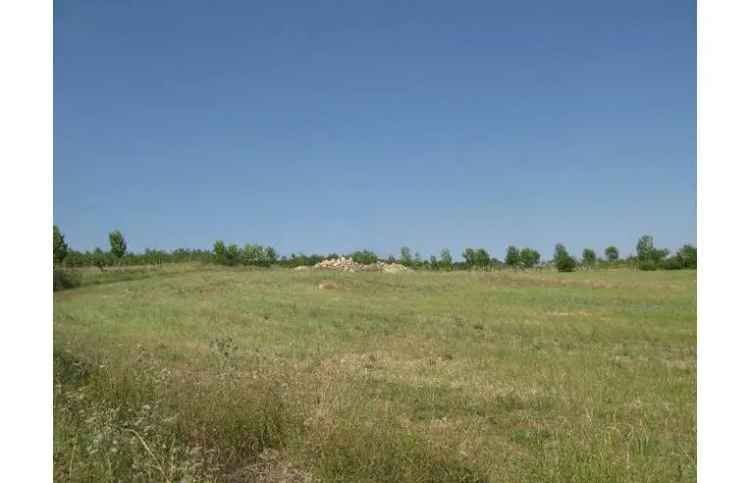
[53,226,696,273]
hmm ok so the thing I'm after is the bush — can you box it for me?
[639,260,658,271]
[92,248,108,271]
[678,244,697,269]
[241,244,275,266]
[556,255,577,272]
[64,250,87,268]
[53,269,82,291]
[213,240,227,264]
[659,256,685,270]
[553,243,577,272]
[351,250,378,265]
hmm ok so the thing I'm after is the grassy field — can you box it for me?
[53,265,696,482]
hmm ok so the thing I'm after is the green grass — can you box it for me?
[54,266,696,482]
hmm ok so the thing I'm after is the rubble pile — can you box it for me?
[313,257,411,273]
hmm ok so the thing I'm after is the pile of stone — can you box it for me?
[313,257,411,273]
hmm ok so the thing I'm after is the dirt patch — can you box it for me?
[318,282,338,290]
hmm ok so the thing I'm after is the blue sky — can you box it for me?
[54,0,695,260]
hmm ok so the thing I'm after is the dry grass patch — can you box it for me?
[317,282,338,290]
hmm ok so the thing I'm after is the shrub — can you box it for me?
[213,240,227,264]
[225,244,241,266]
[64,250,87,268]
[678,244,697,269]
[553,244,577,272]
[605,246,619,262]
[92,248,108,271]
[264,246,278,265]
[659,256,684,270]
[237,244,278,267]
[351,250,378,265]
[53,269,82,291]
[556,256,577,272]
[241,244,264,266]
[639,260,658,271]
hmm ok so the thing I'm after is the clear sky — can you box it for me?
[54,0,695,260]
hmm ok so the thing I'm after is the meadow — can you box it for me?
[53,265,696,482]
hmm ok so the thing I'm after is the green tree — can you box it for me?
[213,240,227,264]
[678,244,697,269]
[505,246,521,268]
[652,248,670,263]
[264,246,278,265]
[92,247,107,271]
[605,246,619,262]
[636,235,654,263]
[53,225,69,265]
[582,248,597,268]
[439,248,452,270]
[636,235,670,269]
[429,255,439,270]
[64,250,86,267]
[553,243,576,272]
[519,248,541,269]
[400,247,413,267]
[241,244,263,266]
[474,248,491,268]
[462,248,475,266]
[108,230,127,259]
[225,244,241,266]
